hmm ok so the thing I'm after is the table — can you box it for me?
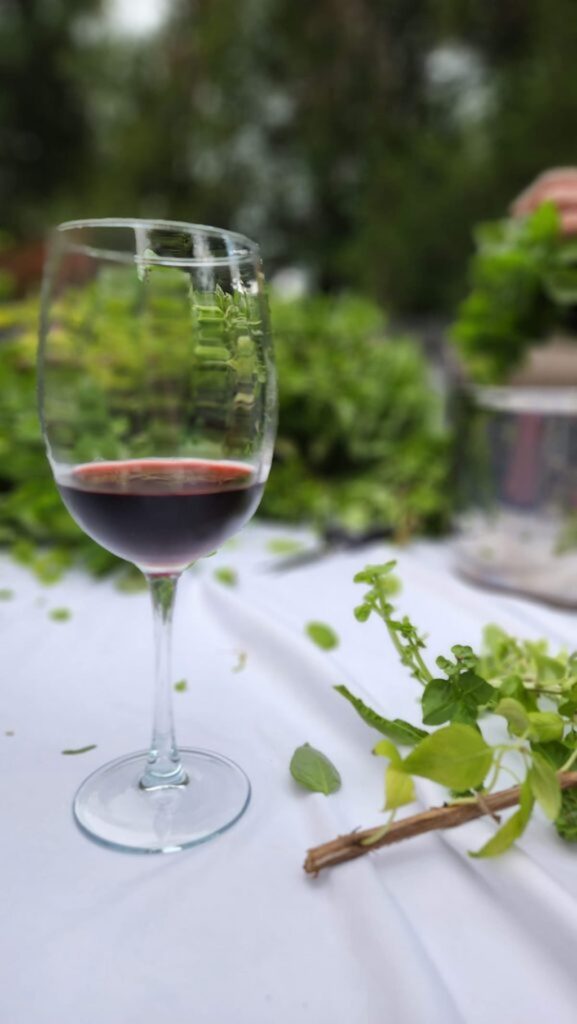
[2,523,577,1023]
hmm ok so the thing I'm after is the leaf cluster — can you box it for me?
[0,289,452,582]
[451,203,577,383]
[261,294,452,538]
[337,562,577,857]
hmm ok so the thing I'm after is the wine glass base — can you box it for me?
[73,748,251,853]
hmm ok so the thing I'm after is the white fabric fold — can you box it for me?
[3,526,577,1022]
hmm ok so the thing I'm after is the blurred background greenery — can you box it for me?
[2,0,577,576]
[4,0,577,311]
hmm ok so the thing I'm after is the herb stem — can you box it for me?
[304,771,577,874]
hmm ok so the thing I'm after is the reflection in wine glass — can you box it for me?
[38,219,277,852]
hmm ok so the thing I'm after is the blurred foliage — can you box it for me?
[451,203,577,382]
[0,289,450,580]
[40,259,269,467]
[261,294,451,535]
[4,1,577,312]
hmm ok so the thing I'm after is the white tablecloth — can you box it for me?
[2,523,577,1023]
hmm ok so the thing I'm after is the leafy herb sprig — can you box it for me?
[307,562,577,869]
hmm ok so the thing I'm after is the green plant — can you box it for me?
[451,202,577,383]
[304,562,577,871]
[0,289,451,581]
[262,293,451,536]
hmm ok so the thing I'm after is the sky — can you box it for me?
[106,0,171,37]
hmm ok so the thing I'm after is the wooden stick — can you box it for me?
[304,770,577,875]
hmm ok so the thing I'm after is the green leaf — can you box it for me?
[494,697,530,735]
[385,765,416,810]
[49,607,72,622]
[403,724,493,789]
[353,561,397,584]
[531,740,573,769]
[422,678,458,725]
[456,671,493,704]
[471,779,534,858]
[266,537,307,555]
[527,711,564,743]
[0,588,14,600]
[335,685,427,744]
[214,567,238,587]
[555,787,577,841]
[373,738,415,809]
[61,745,97,755]
[173,679,188,693]
[306,621,339,651]
[354,603,372,622]
[289,743,341,795]
[528,753,561,820]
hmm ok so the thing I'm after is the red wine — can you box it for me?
[56,459,263,572]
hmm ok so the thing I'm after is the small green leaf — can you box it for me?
[527,711,564,743]
[353,561,397,584]
[471,779,534,858]
[422,678,457,725]
[306,621,339,651]
[528,753,561,820]
[457,671,494,705]
[374,738,415,807]
[385,765,416,810]
[531,740,573,769]
[494,697,530,736]
[335,685,427,744]
[403,724,493,790]
[289,743,341,795]
[214,567,238,587]
[373,738,402,765]
[354,603,372,622]
[174,679,188,693]
[49,607,72,622]
[0,588,14,600]
[62,744,97,755]
[555,787,577,841]
[497,675,536,708]
[266,537,307,555]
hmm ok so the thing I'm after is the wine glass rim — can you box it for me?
[53,218,260,267]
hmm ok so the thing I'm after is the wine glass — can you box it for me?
[38,219,276,852]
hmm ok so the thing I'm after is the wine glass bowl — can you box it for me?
[38,219,276,852]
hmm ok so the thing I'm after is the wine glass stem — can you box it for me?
[140,573,188,790]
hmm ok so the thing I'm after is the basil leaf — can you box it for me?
[471,779,534,858]
[403,724,493,790]
[528,753,561,820]
[266,538,307,555]
[62,744,97,755]
[306,621,339,651]
[494,697,530,736]
[457,670,493,705]
[214,567,238,587]
[555,788,577,842]
[385,765,416,810]
[335,685,427,745]
[373,738,402,765]
[422,678,457,725]
[527,711,564,743]
[49,607,72,622]
[290,743,341,795]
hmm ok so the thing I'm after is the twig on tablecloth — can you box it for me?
[304,771,577,874]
